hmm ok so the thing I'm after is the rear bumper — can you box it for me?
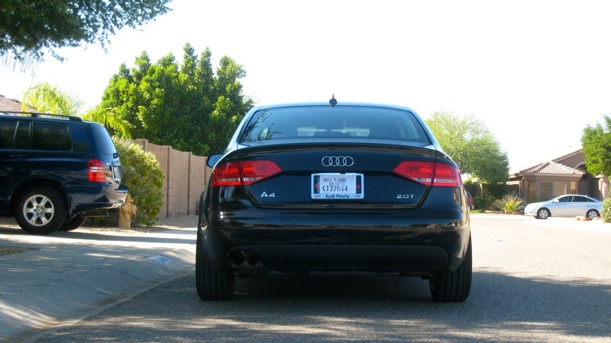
[68,183,128,216]
[225,244,450,274]
[201,209,471,274]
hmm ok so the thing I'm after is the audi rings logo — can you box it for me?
[321,156,354,167]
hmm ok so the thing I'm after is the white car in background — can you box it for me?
[524,194,602,220]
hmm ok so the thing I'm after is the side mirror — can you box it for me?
[206,153,223,168]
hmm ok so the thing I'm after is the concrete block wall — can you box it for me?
[189,155,208,215]
[132,139,209,218]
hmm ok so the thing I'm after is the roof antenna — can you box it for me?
[329,94,337,107]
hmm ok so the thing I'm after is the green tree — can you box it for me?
[21,82,83,115]
[426,111,509,184]
[82,106,132,138]
[94,44,253,156]
[1,0,171,64]
[581,115,611,177]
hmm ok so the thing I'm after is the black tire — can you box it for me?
[195,233,235,300]
[58,215,87,231]
[536,208,550,220]
[429,238,472,302]
[586,209,600,221]
[15,186,66,235]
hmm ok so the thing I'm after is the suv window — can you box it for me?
[32,122,71,151]
[14,120,30,148]
[0,118,33,149]
[0,120,15,148]
[90,123,116,154]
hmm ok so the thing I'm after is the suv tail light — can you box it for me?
[393,161,461,187]
[88,159,107,183]
[212,160,282,187]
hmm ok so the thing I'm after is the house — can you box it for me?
[509,149,608,202]
[0,94,36,112]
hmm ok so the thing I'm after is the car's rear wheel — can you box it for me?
[586,209,600,221]
[196,234,235,300]
[536,208,550,219]
[429,238,472,302]
[15,186,66,235]
[58,215,87,231]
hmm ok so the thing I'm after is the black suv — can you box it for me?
[0,111,127,235]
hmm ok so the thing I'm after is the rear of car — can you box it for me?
[0,113,127,234]
[74,122,127,214]
[197,102,472,302]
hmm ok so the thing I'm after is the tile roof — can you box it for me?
[519,161,583,176]
[0,94,36,112]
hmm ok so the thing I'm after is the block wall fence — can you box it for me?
[132,139,211,218]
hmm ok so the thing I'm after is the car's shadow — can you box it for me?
[39,271,611,342]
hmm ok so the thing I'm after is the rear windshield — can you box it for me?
[239,106,431,144]
[90,123,117,155]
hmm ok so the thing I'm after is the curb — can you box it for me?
[0,228,195,342]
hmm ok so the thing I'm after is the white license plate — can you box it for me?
[112,166,121,180]
[311,173,364,199]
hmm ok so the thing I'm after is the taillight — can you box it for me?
[212,160,282,187]
[88,159,107,183]
[393,161,461,187]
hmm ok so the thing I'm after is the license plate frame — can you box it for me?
[311,173,364,199]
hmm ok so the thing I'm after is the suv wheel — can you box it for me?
[59,215,87,231]
[429,237,472,302]
[15,186,66,235]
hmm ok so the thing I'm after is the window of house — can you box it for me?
[553,182,567,196]
[527,181,536,202]
[540,182,553,200]
[570,181,577,194]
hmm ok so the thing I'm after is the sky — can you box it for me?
[2,0,611,172]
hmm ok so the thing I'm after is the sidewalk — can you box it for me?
[0,222,196,342]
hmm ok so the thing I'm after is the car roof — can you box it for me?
[551,194,600,200]
[0,111,83,123]
[250,102,418,113]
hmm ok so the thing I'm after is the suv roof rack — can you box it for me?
[0,110,83,122]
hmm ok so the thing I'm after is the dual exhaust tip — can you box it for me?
[230,251,261,267]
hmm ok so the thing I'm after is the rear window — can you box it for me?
[239,106,430,144]
[90,123,117,154]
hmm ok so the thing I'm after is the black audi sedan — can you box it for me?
[197,98,472,302]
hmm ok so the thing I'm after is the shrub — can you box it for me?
[474,193,496,211]
[113,137,164,226]
[602,198,611,223]
[493,193,525,214]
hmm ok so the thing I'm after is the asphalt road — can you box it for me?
[32,214,611,342]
